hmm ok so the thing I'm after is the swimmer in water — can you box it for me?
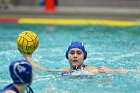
[59,41,137,74]
[22,40,137,73]
[1,60,34,93]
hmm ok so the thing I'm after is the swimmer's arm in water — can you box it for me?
[21,53,54,72]
[97,66,137,73]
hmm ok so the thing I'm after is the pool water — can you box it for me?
[0,23,140,93]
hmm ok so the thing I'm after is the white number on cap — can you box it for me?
[17,65,26,73]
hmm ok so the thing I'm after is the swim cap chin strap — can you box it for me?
[26,86,34,93]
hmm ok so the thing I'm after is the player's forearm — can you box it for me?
[25,55,54,71]
[112,69,137,73]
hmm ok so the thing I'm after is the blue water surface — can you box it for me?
[0,23,140,93]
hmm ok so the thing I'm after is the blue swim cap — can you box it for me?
[9,60,32,84]
[66,41,87,60]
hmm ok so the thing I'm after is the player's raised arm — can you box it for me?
[16,31,54,72]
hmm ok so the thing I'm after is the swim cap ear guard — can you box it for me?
[9,60,32,84]
[66,41,87,60]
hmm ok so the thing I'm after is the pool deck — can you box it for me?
[0,6,140,21]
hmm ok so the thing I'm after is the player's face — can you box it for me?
[68,48,84,67]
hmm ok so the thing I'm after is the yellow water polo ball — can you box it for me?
[17,31,39,54]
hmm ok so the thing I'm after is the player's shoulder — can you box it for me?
[86,65,97,69]
[4,90,16,93]
[59,67,70,72]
